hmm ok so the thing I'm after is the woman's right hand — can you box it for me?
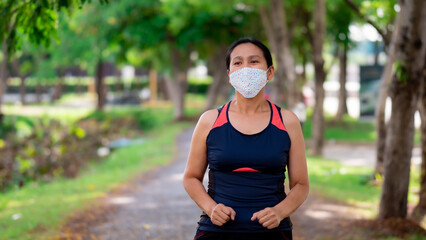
[210,203,236,226]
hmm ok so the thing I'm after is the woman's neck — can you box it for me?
[232,90,268,115]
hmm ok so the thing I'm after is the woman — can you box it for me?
[183,38,309,240]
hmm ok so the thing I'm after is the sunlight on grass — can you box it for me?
[303,114,421,144]
[308,155,421,218]
[3,104,93,124]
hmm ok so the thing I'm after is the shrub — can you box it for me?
[0,115,143,192]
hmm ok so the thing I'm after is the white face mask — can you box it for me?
[229,67,269,98]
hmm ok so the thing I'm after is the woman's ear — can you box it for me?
[267,66,275,81]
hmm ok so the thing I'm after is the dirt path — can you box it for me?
[63,128,200,240]
[60,127,367,240]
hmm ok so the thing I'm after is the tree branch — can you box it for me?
[344,0,390,45]
[288,4,303,41]
[259,4,277,53]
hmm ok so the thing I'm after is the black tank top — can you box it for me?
[197,100,292,232]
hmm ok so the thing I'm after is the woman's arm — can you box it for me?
[251,109,309,229]
[183,110,236,226]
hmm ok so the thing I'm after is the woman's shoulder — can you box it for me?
[280,108,301,129]
[196,108,219,131]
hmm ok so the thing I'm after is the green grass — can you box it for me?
[303,115,376,142]
[3,104,92,124]
[308,155,421,218]
[303,114,421,144]
[0,121,191,240]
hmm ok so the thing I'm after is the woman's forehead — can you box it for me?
[230,43,264,59]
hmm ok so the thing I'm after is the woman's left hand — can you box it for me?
[251,207,283,229]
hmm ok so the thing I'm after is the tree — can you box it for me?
[0,42,8,121]
[344,0,398,176]
[310,0,327,156]
[412,69,426,221]
[259,0,298,108]
[112,0,255,119]
[200,1,263,110]
[10,52,35,105]
[378,0,426,219]
[54,0,126,110]
[204,44,230,110]
[327,0,354,122]
[373,9,402,177]
[0,0,107,118]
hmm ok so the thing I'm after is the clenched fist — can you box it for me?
[251,207,283,229]
[209,203,236,226]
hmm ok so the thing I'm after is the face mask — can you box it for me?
[229,67,269,98]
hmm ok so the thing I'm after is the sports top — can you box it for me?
[197,100,292,232]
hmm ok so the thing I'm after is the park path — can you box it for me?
[63,127,386,240]
[76,127,201,240]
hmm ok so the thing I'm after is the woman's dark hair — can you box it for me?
[225,37,273,70]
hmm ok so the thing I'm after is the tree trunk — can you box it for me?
[310,0,326,156]
[19,77,26,105]
[334,43,348,122]
[374,8,403,177]
[411,77,426,221]
[379,0,426,219]
[374,40,380,65]
[115,67,122,92]
[76,77,82,95]
[52,75,65,101]
[35,83,42,104]
[157,74,170,101]
[149,69,157,104]
[95,59,106,110]
[205,45,228,110]
[411,9,426,222]
[166,44,190,120]
[164,73,187,120]
[260,0,298,108]
[10,58,26,105]
[0,41,8,119]
[379,81,421,219]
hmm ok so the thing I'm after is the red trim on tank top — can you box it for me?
[232,167,261,173]
[193,230,205,240]
[211,102,229,129]
[270,103,287,131]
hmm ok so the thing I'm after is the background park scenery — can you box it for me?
[0,0,425,239]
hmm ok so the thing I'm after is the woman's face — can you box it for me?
[228,43,268,74]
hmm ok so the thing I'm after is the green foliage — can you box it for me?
[394,60,408,84]
[3,0,263,86]
[83,106,174,131]
[327,0,353,46]
[359,0,397,29]
[0,0,109,56]
[0,115,35,139]
[0,105,175,192]
[348,0,398,45]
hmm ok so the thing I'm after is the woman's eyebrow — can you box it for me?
[231,55,261,61]
[231,56,243,62]
[248,55,261,58]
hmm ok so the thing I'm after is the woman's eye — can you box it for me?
[251,60,259,63]
[233,62,241,65]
